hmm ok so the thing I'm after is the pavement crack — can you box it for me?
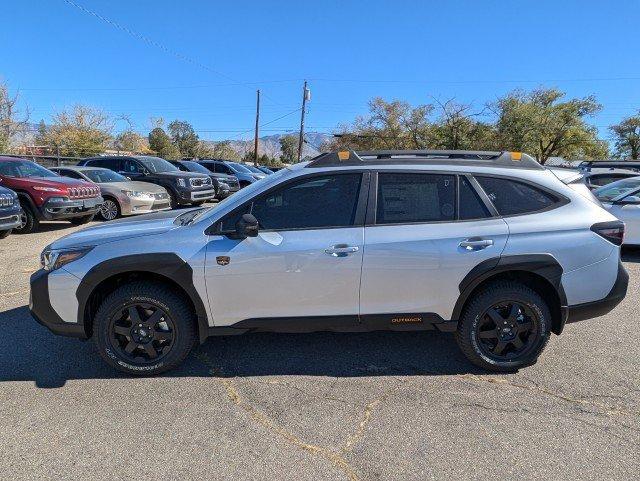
[460,374,639,416]
[193,351,362,481]
[342,389,392,453]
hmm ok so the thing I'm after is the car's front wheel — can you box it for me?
[69,214,94,225]
[456,281,551,372]
[99,198,120,221]
[0,229,11,239]
[93,282,197,375]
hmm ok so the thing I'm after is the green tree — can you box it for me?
[210,141,240,160]
[610,114,640,159]
[148,126,180,159]
[168,120,199,157]
[279,135,298,163]
[41,105,112,156]
[493,88,607,163]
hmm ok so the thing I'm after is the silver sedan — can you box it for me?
[51,166,171,220]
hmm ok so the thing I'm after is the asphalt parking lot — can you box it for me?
[0,219,638,481]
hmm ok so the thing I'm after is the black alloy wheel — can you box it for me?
[475,301,538,360]
[108,303,175,364]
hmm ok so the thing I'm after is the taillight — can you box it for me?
[591,220,625,246]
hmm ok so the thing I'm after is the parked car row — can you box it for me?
[0,155,278,237]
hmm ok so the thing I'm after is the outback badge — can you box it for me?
[216,256,230,266]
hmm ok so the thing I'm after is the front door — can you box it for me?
[359,172,509,325]
[205,172,368,328]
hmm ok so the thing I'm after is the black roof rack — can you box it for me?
[306,150,543,170]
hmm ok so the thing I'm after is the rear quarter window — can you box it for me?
[475,176,559,216]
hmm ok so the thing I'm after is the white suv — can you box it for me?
[30,150,628,375]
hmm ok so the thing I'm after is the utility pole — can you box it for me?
[56,144,61,166]
[254,89,260,166]
[297,80,310,162]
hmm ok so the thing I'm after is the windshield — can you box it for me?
[0,160,58,178]
[84,169,127,183]
[137,156,179,173]
[243,164,265,174]
[594,177,640,201]
[227,162,253,173]
[180,161,212,175]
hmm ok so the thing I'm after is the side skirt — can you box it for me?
[206,313,457,337]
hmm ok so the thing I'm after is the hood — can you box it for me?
[49,209,182,250]
[29,176,94,188]
[101,180,167,193]
[152,171,208,179]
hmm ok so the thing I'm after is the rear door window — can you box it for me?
[475,176,558,215]
[376,173,455,224]
[459,177,491,220]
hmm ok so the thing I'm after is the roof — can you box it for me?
[306,150,543,170]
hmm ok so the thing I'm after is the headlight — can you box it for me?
[40,246,93,271]
[33,186,63,192]
[218,182,229,189]
[176,178,186,187]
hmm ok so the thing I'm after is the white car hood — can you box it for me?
[49,210,183,250]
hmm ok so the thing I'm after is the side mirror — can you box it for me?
[235,214,259,238]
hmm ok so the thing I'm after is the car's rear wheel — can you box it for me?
[93,282,196,375]
[14,205,39,234]
[456,281,551,372]
[99,197,120,221]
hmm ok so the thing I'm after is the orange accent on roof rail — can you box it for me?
[337,151,350,161]
[511,152,522,161]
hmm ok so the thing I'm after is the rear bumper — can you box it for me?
[29,268,87,338]
[39,196,103,220]
[565,260,628,324]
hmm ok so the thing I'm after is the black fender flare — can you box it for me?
[76,253,210,342]
[451,254,567,328]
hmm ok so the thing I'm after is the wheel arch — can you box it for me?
[452,255,567,335]
[76,253,209,342]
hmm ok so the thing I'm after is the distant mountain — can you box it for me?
[203,132,332,159]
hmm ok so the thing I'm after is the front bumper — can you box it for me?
[176,189,216,204]
[29,268,87,338]
[0,204,22,231]
[121,196,171,216]
[39,196,103,220]
[565,260,629,324]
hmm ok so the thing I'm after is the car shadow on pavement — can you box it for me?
[0,305,481,388]
[621,246,640,263]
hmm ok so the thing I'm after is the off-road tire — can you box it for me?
[456,281,551,372]
[94,282,197,376]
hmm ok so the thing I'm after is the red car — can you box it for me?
[0,156,103,233]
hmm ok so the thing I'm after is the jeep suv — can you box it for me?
[0,185,21,238]
[30,150,628,375]
[79,156,215,207]
[0,156,102,233]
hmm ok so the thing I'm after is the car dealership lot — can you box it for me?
[0,222,638,480]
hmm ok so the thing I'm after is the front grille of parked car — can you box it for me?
[189,177,212,188]
[0,193,14,207]
[68,186,100,199]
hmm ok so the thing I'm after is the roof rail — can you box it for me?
[306,150,542,169]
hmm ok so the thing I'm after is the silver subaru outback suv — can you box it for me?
[30,150,628,375]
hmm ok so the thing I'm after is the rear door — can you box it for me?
[359,172,509,325]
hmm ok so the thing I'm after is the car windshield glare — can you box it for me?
[138,156,179,173]
[181,161,211,175]
[84,169,127,183]
[594,178,640,201]
[228,162,253,173]
[0,160,58,178]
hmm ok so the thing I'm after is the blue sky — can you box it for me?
[3,0,640,143]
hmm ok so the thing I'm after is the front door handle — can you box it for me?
[325,244,359,257]
[459,238,494,251]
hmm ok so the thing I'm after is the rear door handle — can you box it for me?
[459,238,494,251]
[325,244,359,257]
